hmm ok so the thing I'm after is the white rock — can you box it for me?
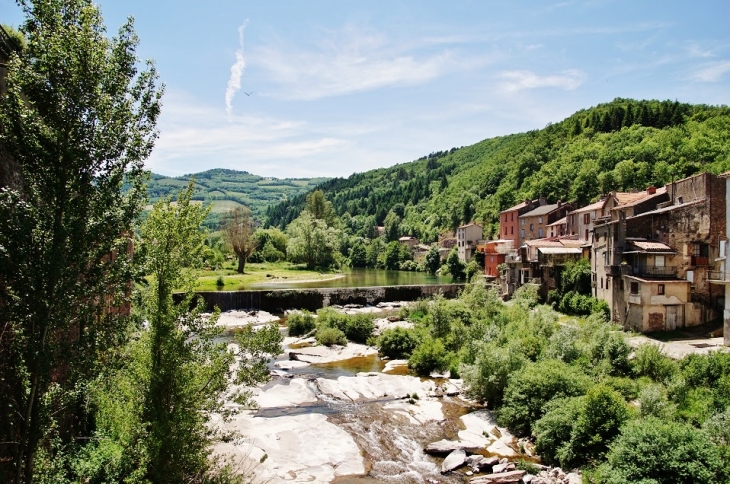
[565,472,582,484]
[275,360,311,370]
[212,413,365,483]
[256,379,317,408]
[441,449,467,473]
[486,439,518,458]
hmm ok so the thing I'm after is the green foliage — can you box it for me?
[633,343,678,383]
[141,169,328,227]
[445,248,466,280]
[286,211,341,269]
[638,383,675,419]
[267,99,730,242]
[378,327,421,359]
[0,1,161,480]
[306,190,337,226]
[315,308,374,344]
[316,327,348,346]
[460,342,527,407]
[425,245,441,274]
[287,311,316,336]
[544,325,582,363]
[512,284,539,310]
[499,359,593,436]
[348,240,367,267]
[703,407,730,446]
[536,384,629,468]
[408,338,449,376]
[593,418,729,484]
[465,260,481,281]
[584,320,632,376]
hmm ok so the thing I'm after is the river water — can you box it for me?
[243,267,453,290]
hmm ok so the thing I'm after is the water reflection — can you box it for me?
[242,267,453,290]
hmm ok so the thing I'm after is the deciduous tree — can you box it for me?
[0,1,161,481]
[222,206,257,273]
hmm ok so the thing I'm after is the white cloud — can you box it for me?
[497,69,586,92]
[250,25,489,100]
[225,21,248,115]
[691,61,730,82]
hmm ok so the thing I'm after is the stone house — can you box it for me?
[547,216,567,238]
[708,172,730,346]
[398,236,419,249]
[518,201,573,245]
[570,199,606,244]
[593,173,726,332]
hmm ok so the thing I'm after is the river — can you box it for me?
[213,312,526,484]
[243,267,453,290]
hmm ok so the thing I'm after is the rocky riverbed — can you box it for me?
[210,307,581,484]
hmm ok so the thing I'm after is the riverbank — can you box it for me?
[195,261,344,291]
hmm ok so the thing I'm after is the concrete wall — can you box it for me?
[190,284,466,312]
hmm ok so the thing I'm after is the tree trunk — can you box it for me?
[237,255,245,274]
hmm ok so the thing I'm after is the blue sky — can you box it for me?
[2,1,729,178]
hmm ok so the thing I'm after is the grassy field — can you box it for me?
[194,261,343,291]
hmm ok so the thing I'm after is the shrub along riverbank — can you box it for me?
[370,281,730,483]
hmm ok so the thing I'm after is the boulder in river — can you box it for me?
[424,439,480,455]
[469,470,526,483]
[441,448,467,473]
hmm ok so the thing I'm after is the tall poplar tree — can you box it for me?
[0,1,162,482]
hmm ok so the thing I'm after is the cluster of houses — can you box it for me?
[471,172,730,346]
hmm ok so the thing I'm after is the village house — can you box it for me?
[593,173,726,332]
[482,239,513,279]
[517,200,573,246]
[547,216,567,238]
[708,173,730,346]
[571,199,606,244]
[456,222,483,262]
[498,198,542,244]
[398,236,419,249]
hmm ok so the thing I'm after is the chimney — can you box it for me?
[646,186,656,195]
[557,199,562,207]
[539,196,547,206]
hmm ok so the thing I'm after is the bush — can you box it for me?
[287,311,316,336]
[465,260,481,281]
[512,284,539,309]
[638,383,674,419]
[408,338,448,376]
[378,327,420,359]
[461,342,527,408]
[544,325,582,363]
[633,343,677,382]
[344,314,375,344]
[316,327,347,346]
[593,418,729,484]
[399,260,418,271]
[679,351,730,388]
[535,384,629,468]
[703,407,730,446]
[585,322,631,376]
[499,359,592,436]
[534,396,584,466]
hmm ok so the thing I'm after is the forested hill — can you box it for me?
[142,168,329,225]
[265,99,730,241]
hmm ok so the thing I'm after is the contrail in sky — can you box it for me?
[226,20,248,115]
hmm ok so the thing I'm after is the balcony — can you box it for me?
[604,265,622,277]
[632,265,678,278]
[707,271,730,283]
[691,256,710,266]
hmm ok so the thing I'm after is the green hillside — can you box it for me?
[143,169,329,227]
[265,99,730,241]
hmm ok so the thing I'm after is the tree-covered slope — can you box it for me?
[265,99,730,241]
[144,168,329,225]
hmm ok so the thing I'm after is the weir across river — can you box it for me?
[192,283,466,312]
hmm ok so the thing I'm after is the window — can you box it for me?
[521,229,525,238]
[655,255,665,267]
[630,282,639,294]
[530,224,534,231]
[511,226,513,235]
[620,279,624,291]
[521,219,525,226]
[538,216,543,224]
[511,213,514,221]
[538,228,543,238]
[694,243,709,257]
[583,213,590,224]
[600,278,603,289]
[585,229,589,241]
[658,284,665,295]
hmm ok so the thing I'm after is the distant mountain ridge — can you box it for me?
[143,168,329,227]
[264,98,730,242]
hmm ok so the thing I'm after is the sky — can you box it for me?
[2,1,730,179]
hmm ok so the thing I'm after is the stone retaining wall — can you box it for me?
[191,284,465,312]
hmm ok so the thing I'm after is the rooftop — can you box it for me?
[500,199,539,213]
[572,199,606,214]
[547,216,567,227]
[519,203,562,217]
